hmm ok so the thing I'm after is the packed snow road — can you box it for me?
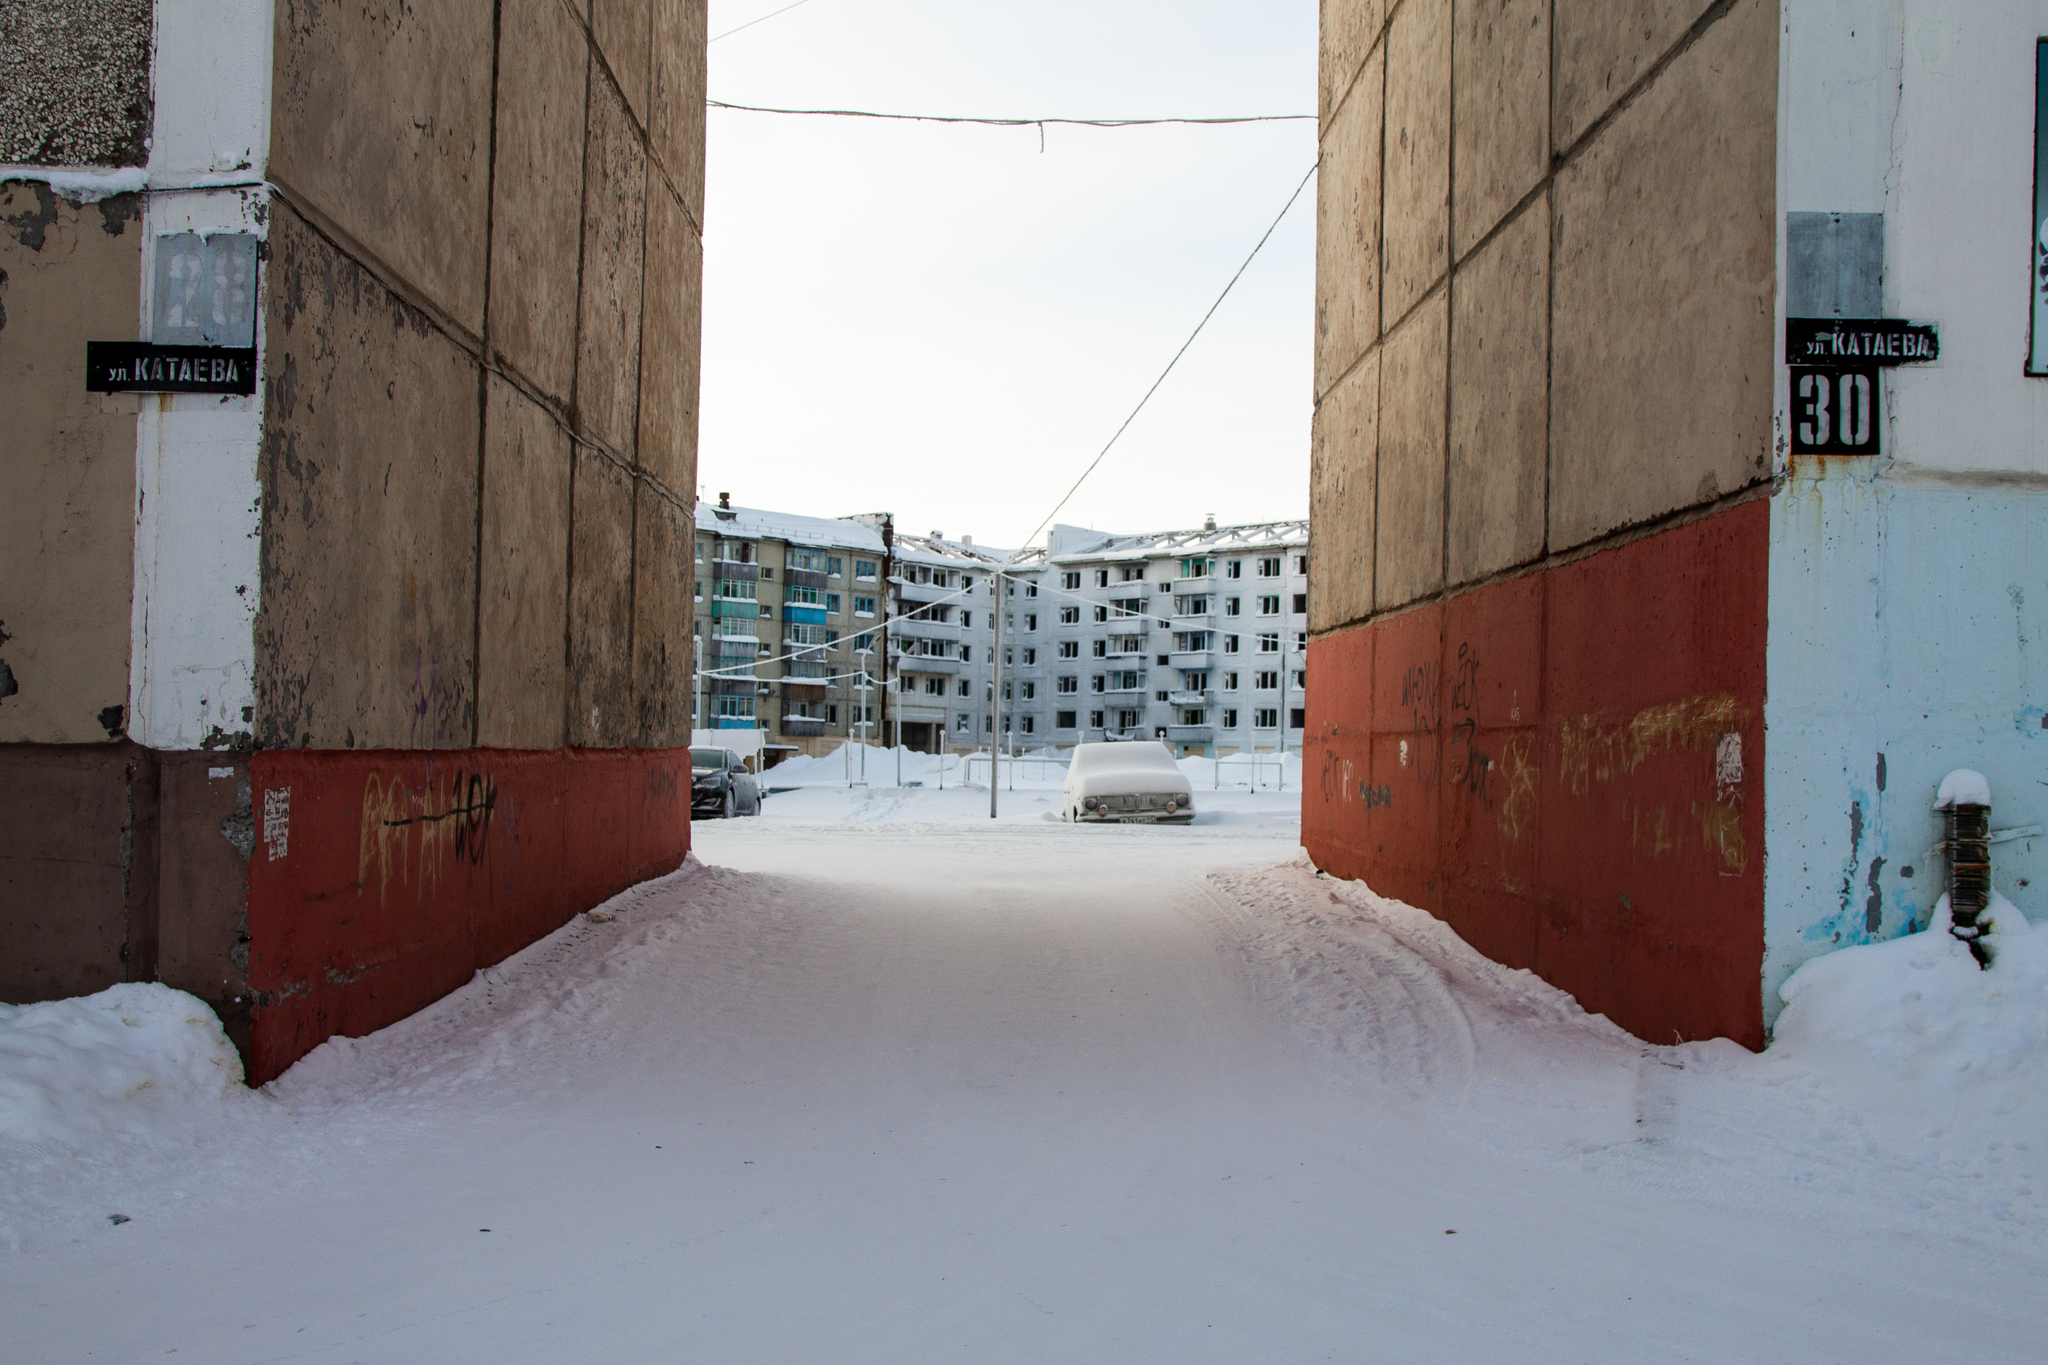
[5,799,2045,1362]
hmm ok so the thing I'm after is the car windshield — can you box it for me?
[689,748,727,770]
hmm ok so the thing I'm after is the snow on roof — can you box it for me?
[1042,519,1310,563]
[695,501,887,553]
[891,532,1013,568]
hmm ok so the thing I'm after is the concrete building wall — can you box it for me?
[1,2,710,1084]
[1760,3,2048,1022]
[0,0,153,167]
[1306,0,1779,1047]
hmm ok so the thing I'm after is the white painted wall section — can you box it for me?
[1765,2,2048,1024]
[148,0,274,186]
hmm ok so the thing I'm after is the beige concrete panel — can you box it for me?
[1452,0,1548,258]
[1448,196,1547,584]
[1374,295,1447,611]
[271,0,494,333]
[254,207,480,750]
[1314,43,1383,402]
[637,181,702,494]
[1310,348,1381,632]
[575,72,648,459]
[631,490,692,745]
[1550,0,1775,550]
[1381,0,1451,325]
[477,376,570,749]
[1319,0,1384,127]
[0,0,152,166]
[487,0,588,402]
[649,0,708,230]
[592,0,652,123]
[0,745,141,1003]
[0,183,142,744]
[567,453,635,747]
[1553,0,1717,151]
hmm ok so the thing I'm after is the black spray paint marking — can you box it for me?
[1864,856,1887,936]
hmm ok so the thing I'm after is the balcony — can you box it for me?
[1167,690,1211,706]
[891,614,961,641]
[779,716,829,736]
[891,576,957,605]
[1166,725,1215,744]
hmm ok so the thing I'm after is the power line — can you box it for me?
[1015,159,1319,556]
[708,99,1315,128]
[710,0,819,44]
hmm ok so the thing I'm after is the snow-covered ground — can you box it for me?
[4,798,2045,1362]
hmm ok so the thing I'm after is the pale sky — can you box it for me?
[698,0,1320,552]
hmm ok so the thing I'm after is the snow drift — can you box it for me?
[0,984,248,1149]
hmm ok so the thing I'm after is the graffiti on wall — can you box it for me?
[358,767,500,903]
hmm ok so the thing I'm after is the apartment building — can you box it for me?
[1009,520,1310,758]
[2,2,707,1081]
[692,498,888,760]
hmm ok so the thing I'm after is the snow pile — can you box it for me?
[1935,767,1993,807]
[0,985,249,1148]
[1770,893,2045,1116]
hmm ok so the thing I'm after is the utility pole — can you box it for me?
[990,569,1003,819]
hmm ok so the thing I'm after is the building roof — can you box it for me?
[891,531,1013,569]
[694,501,887,553]
[1016,519,1311,565]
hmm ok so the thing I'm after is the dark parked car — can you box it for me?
[690,747,761,818]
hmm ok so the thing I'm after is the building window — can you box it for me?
[1257,633,1280,653]
[962,610,973,628]
[960,645,972,662]
[924,677,946,695]
[1225,560,1242,579]
[1023,648,1037,665]
[1292,593,1307,614]
[1094,569,1110,587]
[1181,708,1206,725]
[1057,676,1078,693]
[693,579,703,601]
[715,578,758,601]
[1021,715,1036,735]
[1059,640,1080,659]
[1026,614,1037,631]
[1222,708,1239,728]
[984,716,993,732]
[1293,555,1308,575]
[853,596,877,616]
[1056,710,1077,729]
[1026,584,1038,597]
[1257,557,1280,577]
[1090,710,1105,728]
[1092,639,1107,657]
[1156,691,1169,702]
[1224,597,1240,616]
[1157,654,1170,666]
[787,546,832,572]
[828,556,843,577]
[1179,557,1213,578]
[1183,670,1208,689]
[1093,605,1109,623]
[1254,670,1278,689]
[1293,670,1306,689]
[1022,682,1037,700]
[826,593,841,613]
[1063,571,1081,590]
[1293,631,1306,652]
[1257,595,1279,615]
[761,567,774,579]
[957,679,971,697]
[855,560,879,581]
[696,541,707,563]
[1290,708,1305,729]
[957,714,970,731]
[1059,606,1079,624]
[1222,635,1239,654]
[716,695,756,720]
[1121,566,1144,582]
[758,604,773,618]
[1091,676,1105,693]
[853,632,876,652]
[1254,707,1279,729]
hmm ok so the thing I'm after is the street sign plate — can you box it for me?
[86,341,257,395]
[1790,366,1882,454]
[1787,317,1938,366]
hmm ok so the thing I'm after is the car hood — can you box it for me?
[1065,770,1191,798]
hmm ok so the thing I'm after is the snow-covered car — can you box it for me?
[1063,740,1194,824]
[690,747,760,818]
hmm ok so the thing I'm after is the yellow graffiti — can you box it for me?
[1556,693,1746,797]
[357,767,500,904]
[1494,732,1538,845]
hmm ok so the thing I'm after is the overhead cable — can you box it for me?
[710,0,819,44]
[708,99,1315,128]
[1013,159,1320,556]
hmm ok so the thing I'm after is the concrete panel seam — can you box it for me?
[472,0,509,750]
[1551,0,1739,171]
[551,0,704,241]
[1309,478,1773,641]
[264,189,693,523]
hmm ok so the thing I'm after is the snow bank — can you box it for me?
[0,985,247,1148]
[1773,894,2044,1090]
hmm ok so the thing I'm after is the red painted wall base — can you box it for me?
[244,746,691,1083]
[1303,502,1769,1049]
